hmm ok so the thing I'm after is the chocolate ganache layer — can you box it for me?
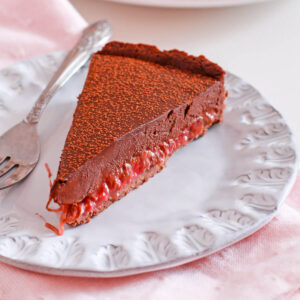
[48,41,227,231]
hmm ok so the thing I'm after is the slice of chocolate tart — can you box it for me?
[47,41,227,234]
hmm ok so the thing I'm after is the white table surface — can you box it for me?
[70,0,300,149]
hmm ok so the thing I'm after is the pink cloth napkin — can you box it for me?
[0,1,300,299]
[0,0,86,69]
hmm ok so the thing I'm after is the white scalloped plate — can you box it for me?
[0,51,297,277]
[105,0,276,8]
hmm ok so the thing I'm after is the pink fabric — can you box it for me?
[0,0,86,69]
[0,1,300,299]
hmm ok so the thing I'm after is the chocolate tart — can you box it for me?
[48,41,227,234]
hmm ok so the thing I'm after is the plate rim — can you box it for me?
[0,212,287,278]
[104,0,275,8]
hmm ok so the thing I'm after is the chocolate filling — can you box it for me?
[48,41,227,234]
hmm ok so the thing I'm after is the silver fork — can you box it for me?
[0,20,112,189]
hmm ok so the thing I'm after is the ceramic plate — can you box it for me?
[106,0,276,8]
[0,51,297,277]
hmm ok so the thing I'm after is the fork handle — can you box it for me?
[24,20,112,124]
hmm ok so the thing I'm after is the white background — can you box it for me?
[70,0,300,149]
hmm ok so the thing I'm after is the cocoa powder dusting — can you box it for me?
[57,42,223,179]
